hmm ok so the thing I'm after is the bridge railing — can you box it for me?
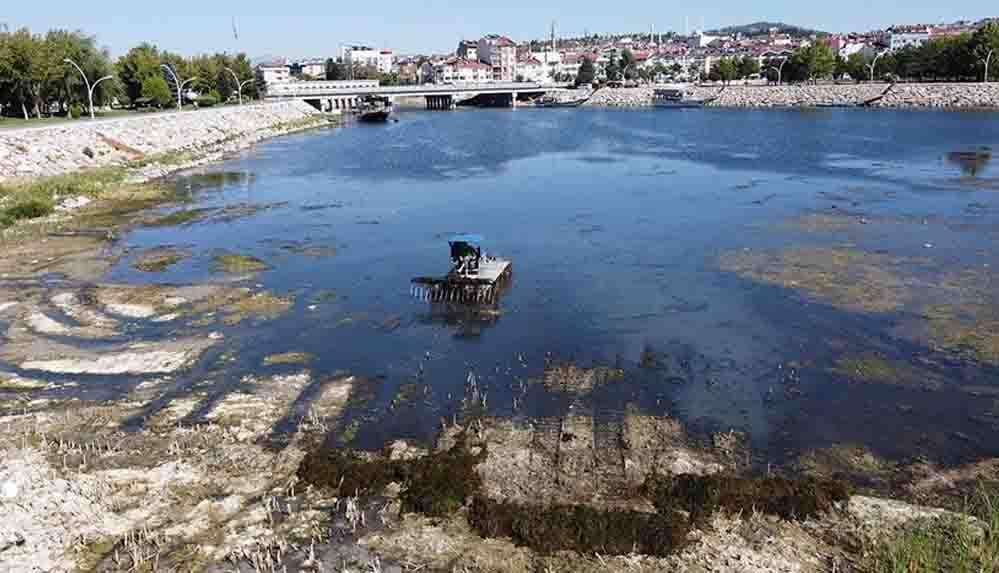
[263,81,571,99]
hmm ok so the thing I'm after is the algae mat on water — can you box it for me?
[212,252,271,274]
[720,246,999,367]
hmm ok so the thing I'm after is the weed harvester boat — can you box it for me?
[411,235,512,304]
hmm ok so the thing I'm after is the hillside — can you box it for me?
[706,21,825,37]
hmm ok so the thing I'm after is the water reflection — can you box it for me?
[947,148,993,177]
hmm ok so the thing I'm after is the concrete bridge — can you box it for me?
[263,80,567,111]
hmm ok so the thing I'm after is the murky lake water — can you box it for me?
[106,108,999,467]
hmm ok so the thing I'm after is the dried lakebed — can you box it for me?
[3,109,999,571]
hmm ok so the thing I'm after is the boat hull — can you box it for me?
[358,109,391,122]
[654,101,705,109]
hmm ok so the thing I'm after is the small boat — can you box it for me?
[411,234,512,304]
[653,87,707,109]
[357,95,392,122]
[535,94,588,108]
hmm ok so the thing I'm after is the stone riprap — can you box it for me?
[583,83,999,109]
[0,101,324,182]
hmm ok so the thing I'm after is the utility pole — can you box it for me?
[161,64,197,111]
[63,58,113,120]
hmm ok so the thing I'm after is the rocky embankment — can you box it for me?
[584,83,999,109]
[0,101,325,182]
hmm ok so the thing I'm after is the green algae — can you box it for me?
[719,246,915,313]
[833,354,943,390]
[131,248,188,272]
[212,252,271,274]
[145,207,214,227]
[263,352,313,366]
[221,291,292,325]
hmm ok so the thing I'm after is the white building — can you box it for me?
[256,61,292,89]
[517,56,548,83]
[688,31,722,49]
[532,50,563,82]
[344,47,394,74]
[887,26,931,51]
[293,58,326,79]
[477,35,518,82]
[839,42,879,59]
[434,58,493,84]
[558,54,586,80]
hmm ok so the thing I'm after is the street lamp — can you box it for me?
[986,49,995,83]
[63,58,113,120]
[223,67,255,105]
[160,64,198,111]
[869,51,887,82]
[768,58,788,85]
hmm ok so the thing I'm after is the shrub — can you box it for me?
[69,103,82,119]
[141,76,174,108]
[195,94,218,107]
[1,198,54,227]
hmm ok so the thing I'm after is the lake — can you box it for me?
[107,107,999,468]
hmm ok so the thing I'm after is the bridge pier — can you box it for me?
[425,95,455,111]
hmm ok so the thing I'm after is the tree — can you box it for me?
[619,49,637,79]
[604,55,621,82]
[39,30,112,115]
[116,43,160,106]
[972,21,999,80]
[0,28,44,119]
[141,75,172,108]
[575,57,595,86]
[710,57,739,84]
[325,58,346,80]
[737,56,760,79]
[790,42,836,81]
[844,52,869,81]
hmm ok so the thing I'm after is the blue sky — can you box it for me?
[3,0,994,58]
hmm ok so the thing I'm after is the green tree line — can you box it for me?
[759,22,999,83]
[1,26,257,120]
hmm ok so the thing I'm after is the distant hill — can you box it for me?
[706,22,825,38]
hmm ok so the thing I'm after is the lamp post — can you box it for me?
[986,49,994,83]
[160,64,198,111]
[869,51,887,82]
[223,67,255,105]
[768,58,788,85]
[63,58,113,120]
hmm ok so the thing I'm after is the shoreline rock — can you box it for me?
[581,83,999,109]
[0,101,328,182]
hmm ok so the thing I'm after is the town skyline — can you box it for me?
[3,0,997,58]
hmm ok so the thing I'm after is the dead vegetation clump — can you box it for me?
[644,473,852,525]
[468,496,690,557]
[540,362,625,396]
[297,440,484,518]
